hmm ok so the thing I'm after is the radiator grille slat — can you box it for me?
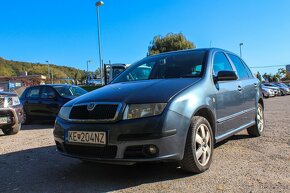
[69,104,119,121]
[0,98,4,108]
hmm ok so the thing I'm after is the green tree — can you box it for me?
[276,68,286,80]
[148,33,195,56]
[256,71,262,81]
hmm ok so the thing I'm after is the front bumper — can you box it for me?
[53,110,190,162]
[0,105,23,128]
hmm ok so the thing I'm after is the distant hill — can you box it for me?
[0,57,86,82]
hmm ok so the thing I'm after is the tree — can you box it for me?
[276,68,286,80]
[256,71,262,82]
[148,33,195,56]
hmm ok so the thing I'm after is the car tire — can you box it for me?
[22,110,31,125]
[179,116,214,173]
[247,103,264,137]
[2,124,21,135]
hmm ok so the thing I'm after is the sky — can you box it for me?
[1,0,290,75]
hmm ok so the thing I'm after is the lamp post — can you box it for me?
[96,1,104,85]
[46,61,50,84]
[87,60,92,84]
[239,43,243,58]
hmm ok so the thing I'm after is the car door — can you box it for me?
[213,52,245,137]
[227,54,257,124]
[39,86,61,117]
[23,86,42,116]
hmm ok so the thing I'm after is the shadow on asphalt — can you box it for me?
[21,122,54,131]
[0,146,194,193]
[215,134,255,148]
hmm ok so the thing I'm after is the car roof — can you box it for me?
[145,48,238,59]
[26,84,76,89]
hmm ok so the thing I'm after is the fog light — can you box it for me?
[144,145,159,157]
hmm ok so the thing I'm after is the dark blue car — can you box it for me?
[54,48,264,173]
[20,84,87,124]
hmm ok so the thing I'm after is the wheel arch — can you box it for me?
[193,106,216,139]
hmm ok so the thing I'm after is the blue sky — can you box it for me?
[1,0,290,75]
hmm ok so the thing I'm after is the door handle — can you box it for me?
[238,85,242,91]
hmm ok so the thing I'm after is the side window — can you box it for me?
[213,52,233,75]
[242,60,254,78]
[26,87,40,98]
[41,87,56,99]
[228,54,249,79]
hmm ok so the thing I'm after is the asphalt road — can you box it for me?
[0,96,289,193]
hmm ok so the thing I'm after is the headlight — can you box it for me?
[123,103,167,120]
[4,97,20,107]
[58,106,72,120]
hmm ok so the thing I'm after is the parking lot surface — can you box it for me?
[1,96,290,193]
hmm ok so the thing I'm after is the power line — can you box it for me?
[249,65,286,69]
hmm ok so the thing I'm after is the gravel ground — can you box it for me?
[0,96,289,193]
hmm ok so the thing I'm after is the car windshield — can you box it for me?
[112,50,207,83]
[53,85,87,97]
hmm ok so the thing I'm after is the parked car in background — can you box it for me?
[272,83,290,95]
[20,84,87,124]
[261,85,275,98]
[0,92,23,135]
[54,48,264,173]
[261,83,281,96]
[87,79,102,86]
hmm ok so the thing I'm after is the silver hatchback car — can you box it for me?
[54,48,264,173]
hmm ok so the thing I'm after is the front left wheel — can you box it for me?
[2,124,21,135]
[179,116,214,173]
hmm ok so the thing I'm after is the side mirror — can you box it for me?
[216,71,238,81]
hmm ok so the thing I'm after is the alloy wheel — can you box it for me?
[195,124,211,166]
[257,106,264,132]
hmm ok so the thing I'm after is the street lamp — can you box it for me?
[96,1,104,85]
[87,60,92,84]
[46,61,50,84]
[239,43,243,58]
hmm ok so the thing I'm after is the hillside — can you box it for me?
[0,57,86,82]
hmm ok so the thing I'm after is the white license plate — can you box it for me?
[0,117,8,124]
[68,131,106,145]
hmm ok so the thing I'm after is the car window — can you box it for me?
[53,85,87,97]
[26,87,40,98]
[213,52,233,75]
[228,54,249,79]
[41,87,56,99]
[241,60,254,78]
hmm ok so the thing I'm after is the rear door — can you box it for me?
[213,52,244,136]
[227,54,257,124]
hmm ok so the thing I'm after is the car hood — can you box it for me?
[67,78,201,106]
[0,92,17,97]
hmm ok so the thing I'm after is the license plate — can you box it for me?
[0,117,8,124]
[68,131,106,145]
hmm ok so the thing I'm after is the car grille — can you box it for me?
[69,104,120,121]
[64,144,117,159]
[0,98,4,108]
